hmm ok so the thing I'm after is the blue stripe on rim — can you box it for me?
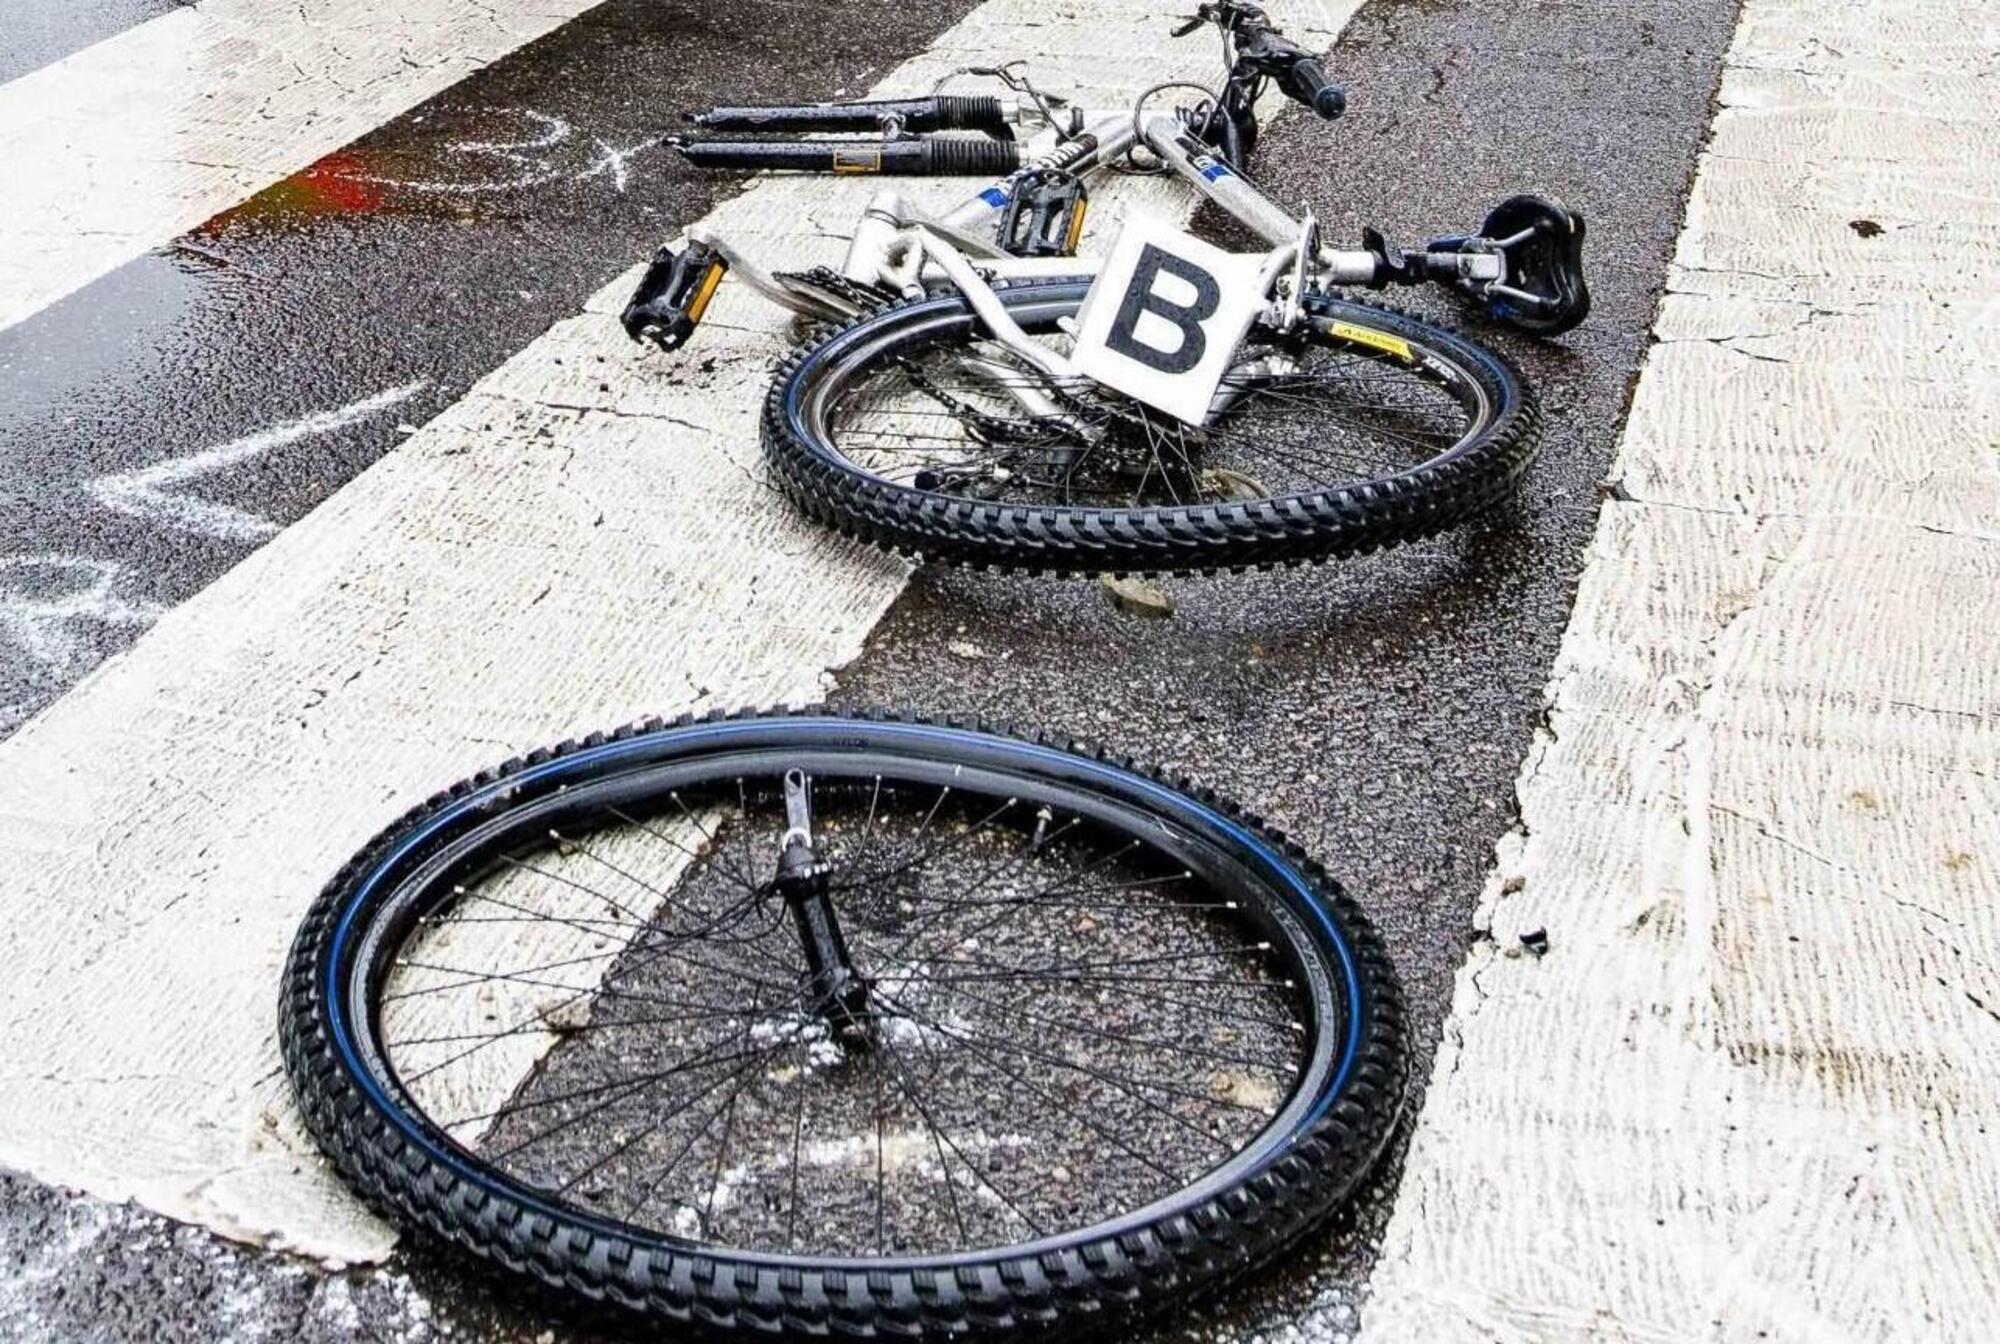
[323,718,1367,1257]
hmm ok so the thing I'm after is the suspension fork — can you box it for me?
[776,770,873,1048]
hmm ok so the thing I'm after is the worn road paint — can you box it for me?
[0,0,1352,1264]
[89,382,429,541]
[0,0,610,334]
[1363,2,2000,1340]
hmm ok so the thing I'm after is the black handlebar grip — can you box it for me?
[674,138,1022,175]
[1284,57,1346,120]
[690,95,1008,135]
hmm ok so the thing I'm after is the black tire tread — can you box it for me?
[760,281,1540,575]
[279,708,1409,1340]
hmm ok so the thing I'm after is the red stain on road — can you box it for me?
[201,150,390,232]
[290,152,388,214]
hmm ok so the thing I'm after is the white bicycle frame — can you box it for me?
[688,102,1504,418]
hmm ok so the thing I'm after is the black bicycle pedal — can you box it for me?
[621,240,729,351]
[996,170,1089,258]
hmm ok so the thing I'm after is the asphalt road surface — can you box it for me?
[0,0,1739,1338]
[0,0,194,82]
[0,0,988,735]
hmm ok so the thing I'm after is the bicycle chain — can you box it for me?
[768,266,895,319]
[894,354,1043,442]
[809,278,1217,504]
[901,344,1225,505]
[764,268,1056,445]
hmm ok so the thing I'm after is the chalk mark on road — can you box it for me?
[88,381,430,541]
[0,556,165,679]
[346,108,665,196]
[577,134,661,193]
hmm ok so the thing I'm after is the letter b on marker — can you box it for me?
[1070,219,1264,424]
[1106,244,1221,374]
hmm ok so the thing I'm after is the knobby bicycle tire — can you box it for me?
[761,279,1539,574]
[280,710,1409,1340]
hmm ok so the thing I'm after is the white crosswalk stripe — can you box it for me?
[15,0,1985,1329]
[0,0,609,335]
[0,0,1351,1264]
[1363,2,2000,1340]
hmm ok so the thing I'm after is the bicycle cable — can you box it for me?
[929,59,1071,138]
[1118,23,1240,174]
[1118,80,1225,174]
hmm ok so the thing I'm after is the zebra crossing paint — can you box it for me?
[0,0,1988,1336]
[0,0,1351,1264]
[0,0,609,334]
[1363,2,2000,1338]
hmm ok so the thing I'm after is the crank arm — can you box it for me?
[684,228,856,320]
[914,227,1077,384]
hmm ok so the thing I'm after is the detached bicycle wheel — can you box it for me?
[281,711,1407,1339]
[762,280,1537,573]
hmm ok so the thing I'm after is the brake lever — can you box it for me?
[1173,0,1245,36]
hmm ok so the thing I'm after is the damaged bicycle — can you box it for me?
[622,0,1590,573]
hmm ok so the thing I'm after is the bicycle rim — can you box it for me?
[282,713,1408,1337]
[763,281,1536,573]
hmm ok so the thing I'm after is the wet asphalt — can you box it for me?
[828,0,1742,1334]
[0,0,194,84]
[0,0,1740,1339]
[0,0,980,734]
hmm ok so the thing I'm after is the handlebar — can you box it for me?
[1184,1,1346,122]
[1232,24,1346,122]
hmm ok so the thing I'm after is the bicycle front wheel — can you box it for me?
[280,711,1408,1340]
[762,279,1539,573]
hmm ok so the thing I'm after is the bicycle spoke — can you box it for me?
[360,754,1319,1262]
[875,1028,1045,1240]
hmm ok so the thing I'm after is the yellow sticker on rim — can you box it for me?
[1327,320,1414,362]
